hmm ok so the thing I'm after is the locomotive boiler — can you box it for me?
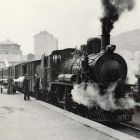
[60,35,127,88]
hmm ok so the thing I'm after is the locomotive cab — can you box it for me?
[38,48,76,92]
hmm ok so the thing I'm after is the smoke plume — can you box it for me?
[100,0,135,33]
[71,82,136,111]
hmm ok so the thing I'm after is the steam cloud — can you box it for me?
[118,50,140,84]
[71,50,140,110]
[3,59,9,67]
[71,82,136,111]
[100,0,135,33]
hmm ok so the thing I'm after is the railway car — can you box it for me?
[15,62,26,91]
[25,60,41,96]
[0,59,41,94]
[9,65,16,79]
[0,68,3,85]
[0,69,2,79]
[3,67,9,83]
[14,60,41,94]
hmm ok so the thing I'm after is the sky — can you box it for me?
[0,0,140,55]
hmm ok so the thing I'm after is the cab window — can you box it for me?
[52,54,61,64]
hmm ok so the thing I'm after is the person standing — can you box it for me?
[33,73,40,100]
[7,75,13,94]
[22,74,30,100]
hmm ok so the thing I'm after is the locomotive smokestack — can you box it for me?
[100,0,136,51]
[100,18,111,52]
[101,34,110,52]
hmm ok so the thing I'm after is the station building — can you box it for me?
[34,31,58,60]
[0,39,22,68]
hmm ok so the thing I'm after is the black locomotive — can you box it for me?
[0,30,134,123]
[39,32,133,123]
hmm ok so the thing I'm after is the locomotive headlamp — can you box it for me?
[106,44,116,52]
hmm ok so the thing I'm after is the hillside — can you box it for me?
[110,28,140,52]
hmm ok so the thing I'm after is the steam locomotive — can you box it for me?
[42,33,134,123]
[0,32,134,123]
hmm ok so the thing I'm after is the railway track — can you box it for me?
[105,122,140,139]
[120,122,140,131]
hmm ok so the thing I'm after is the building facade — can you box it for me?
[0,39,22,68]
[34,31,58,59]
[0,39,22,55]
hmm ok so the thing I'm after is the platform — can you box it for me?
[0,89,139,140]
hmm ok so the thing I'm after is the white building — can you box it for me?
[0,39,22,55]
[0,39,22,68]
[34,31,58,59]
